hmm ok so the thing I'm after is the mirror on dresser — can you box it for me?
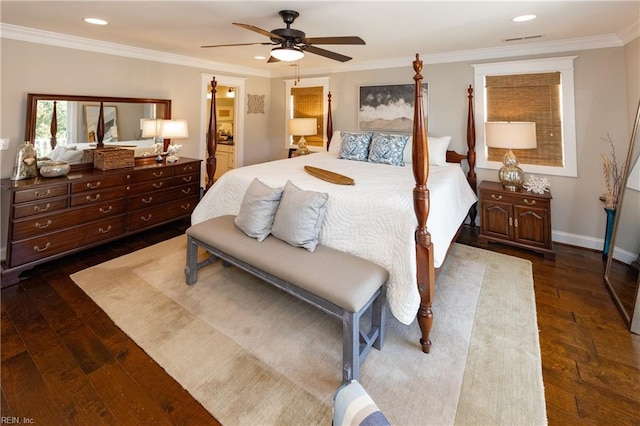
[25,94,171,166]
[604,99,640,334]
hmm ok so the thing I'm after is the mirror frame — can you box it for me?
[25,93,171,169]
[603,98,640,333]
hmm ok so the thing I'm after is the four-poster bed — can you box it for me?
[200,54,478,352]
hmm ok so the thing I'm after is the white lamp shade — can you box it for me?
[160,119,189,139]
[289,118,317,136]
[485,122,537,149]
[141,118,163,138]
[271,47,304,62]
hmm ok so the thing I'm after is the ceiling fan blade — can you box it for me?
[201,42,273,48]
[303,45,352,62]
[267,56,280,63]
[233,23,284,41]
[303,36,365,45]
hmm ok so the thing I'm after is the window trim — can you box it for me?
[472,56,578,177]
[284,76,329,152]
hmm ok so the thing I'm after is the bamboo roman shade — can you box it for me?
[291,86,323,147]
[486,72,563,167]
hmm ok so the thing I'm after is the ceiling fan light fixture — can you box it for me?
[270,46,304,62]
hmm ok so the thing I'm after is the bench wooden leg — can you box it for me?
[342,311,359,382]
[185,236,198,285]
[372,285,387,350]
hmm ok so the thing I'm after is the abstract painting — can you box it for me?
[358,83,428,132]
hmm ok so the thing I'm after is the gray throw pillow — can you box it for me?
[271,181,329,252]
[234,178,284,242]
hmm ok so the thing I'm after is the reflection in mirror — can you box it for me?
[84,105,118,143]
[604,99,640,335]
[26,94,171,164]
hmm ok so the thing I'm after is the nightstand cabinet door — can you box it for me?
[478,181,554,260]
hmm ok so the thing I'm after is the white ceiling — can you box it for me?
[1,1,638,76]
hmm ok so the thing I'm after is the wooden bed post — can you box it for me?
[466,85,478,226]
[326,91,333,151]
[206,77,218,190]
[96,101,105,149]
[412,54,436,354]
[50,101,58,150]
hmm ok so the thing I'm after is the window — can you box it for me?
[285,77,329,151]
[473,56,578,177]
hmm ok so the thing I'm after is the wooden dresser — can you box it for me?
[478,180,555,260]
[1,157,201,287]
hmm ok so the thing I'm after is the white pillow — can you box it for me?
[328,130,343,155]
[234,178,284,242]
[271,181,329,252]
[403,135,451,166]
[58,147,84,163]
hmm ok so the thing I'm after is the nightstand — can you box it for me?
[478,180,555,260]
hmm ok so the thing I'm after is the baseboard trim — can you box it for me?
[552,230,637,264]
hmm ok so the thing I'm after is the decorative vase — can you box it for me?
[11,141,38,180]
[602,207,616,260]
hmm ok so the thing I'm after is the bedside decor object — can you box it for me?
[11,141,38,180]
[485,122,537,191]
[142,118,165,162]
[289,117,317,156]
[599,134,625,209]
[39,161,70,177]
[160,119,189,163]
[523,175,550,194]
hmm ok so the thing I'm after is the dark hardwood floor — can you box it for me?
[2,222,639,425]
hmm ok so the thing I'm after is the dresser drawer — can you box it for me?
[127,177,173,194]
[174,162,199,175]
[129,183,199,210]
[13,196,68,219]
[12,199,127,240]
[71,188,125,207]
[128,195,199,231]
[173,172,199,186]
[71,174,128,193]
[14,184,68,203]
[8,215,126,267]
[130,167,174,183]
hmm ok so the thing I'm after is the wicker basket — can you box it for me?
[91,147,135,170]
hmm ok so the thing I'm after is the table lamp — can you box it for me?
[289,118,317,156]
[160,119,189,162]
[485,121,537,191]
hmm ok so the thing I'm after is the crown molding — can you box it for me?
[0,23,271,78]
[1,23,632,79]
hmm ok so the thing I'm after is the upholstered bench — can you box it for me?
[184,215,389,382]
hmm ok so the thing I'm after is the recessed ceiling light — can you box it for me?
[84,17,108,25]
[254,55,266,60]
[512,15,536,23]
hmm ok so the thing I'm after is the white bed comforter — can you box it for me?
[191,151,477,324]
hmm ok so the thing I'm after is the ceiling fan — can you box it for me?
[201,10,365,63]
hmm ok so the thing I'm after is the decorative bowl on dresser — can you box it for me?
[1,157,201,287]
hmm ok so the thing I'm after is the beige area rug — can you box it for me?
[71,236,546,426]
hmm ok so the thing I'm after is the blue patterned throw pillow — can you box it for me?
[338,132,372,161]
[368,133,409,166]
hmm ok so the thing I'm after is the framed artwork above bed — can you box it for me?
[358,83,428,132]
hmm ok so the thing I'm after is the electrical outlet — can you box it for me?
[0,139,9,151]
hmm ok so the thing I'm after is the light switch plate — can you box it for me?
[0,139,9,151]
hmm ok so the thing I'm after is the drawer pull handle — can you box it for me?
[524,199,536,205]
[153,182,164,189]
[99,206,113,214]
[183,165,193,171]
[34,203,51,213]
[181,188,191,194]
[35,220,53,229]
[33,242,51,252]
[153,171,164,178]
[86,182,101,189]
[181,203,192,210]
[99,226,112,234]
[141,214,152,222]
[491,194,503,201]
[509,217,513,226]
[182,176,193,182]
[34,189,51,198]
[86,194,101,202]
[142,197,153,204]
